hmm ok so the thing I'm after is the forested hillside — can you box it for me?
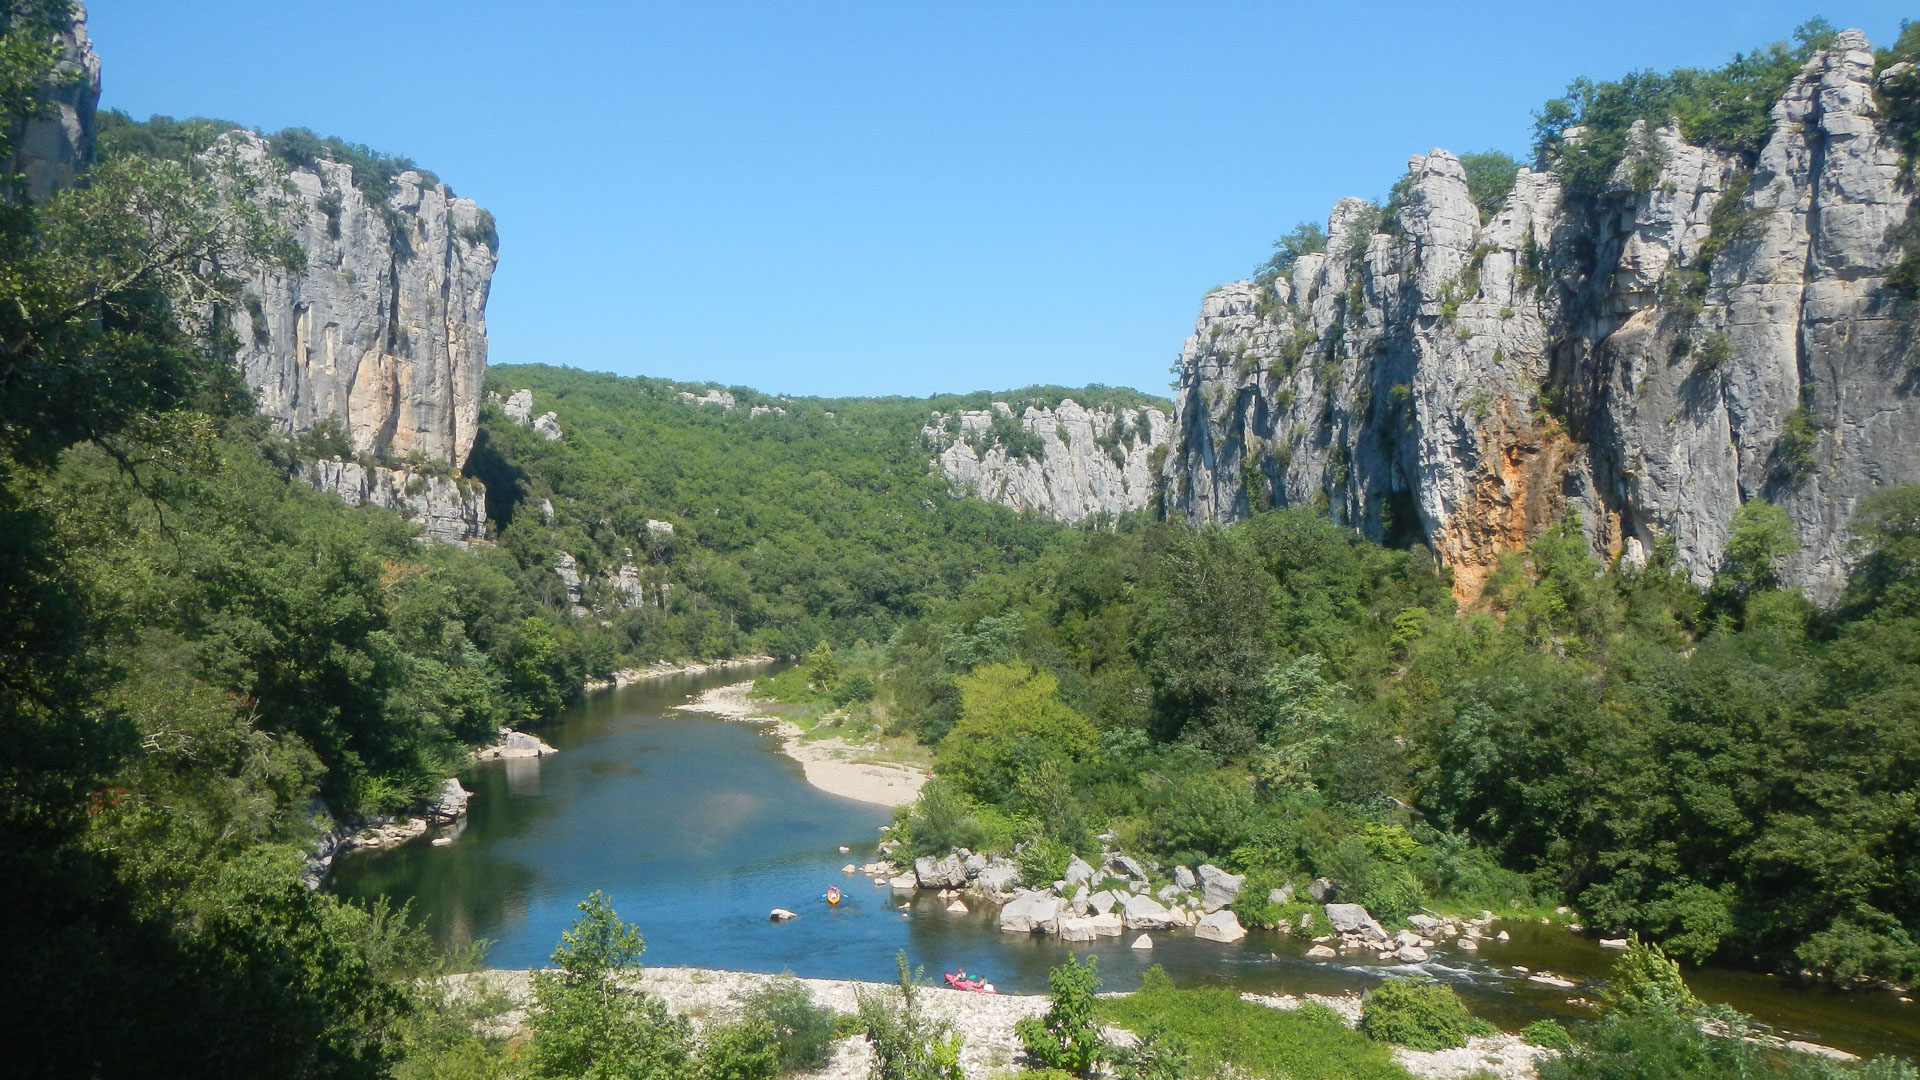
[831,489,1920,986]
[471,364,1141,664]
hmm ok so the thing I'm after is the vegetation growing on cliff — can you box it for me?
[1534,19,1838,196]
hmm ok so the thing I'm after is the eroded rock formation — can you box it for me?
[227,134,498,470]
[1168,31,1919,602]
[927,399,1171,522]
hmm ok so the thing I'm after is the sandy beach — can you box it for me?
[672,682,928,808]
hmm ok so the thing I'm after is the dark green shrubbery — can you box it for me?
[1016,956,1108,1077]
[1255,221,1329,286]
[1357,977,1497,1050]
[732,976,840,1076]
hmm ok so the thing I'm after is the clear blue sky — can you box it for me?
[88,1,1909,399]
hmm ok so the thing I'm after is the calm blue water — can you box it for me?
[330,665,1920,1060]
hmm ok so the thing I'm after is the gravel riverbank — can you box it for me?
[445,966,1550,1080]
[674,682,927,808]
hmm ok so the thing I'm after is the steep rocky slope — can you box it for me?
[47,0,500,544]
[220,133,500,542]
[2,0,98,204]
[1168,30,1919,602]
[926,398,1170,522]
[224,135,498,470]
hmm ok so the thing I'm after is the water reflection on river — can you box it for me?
[330,666,1919,1061]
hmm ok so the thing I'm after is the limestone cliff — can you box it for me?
[926,399,1170,522]
[2,1,99,205]
[226,133,498,470]
[1168,31,1920,602]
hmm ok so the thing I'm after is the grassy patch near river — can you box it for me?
[1099,968,1413,1080]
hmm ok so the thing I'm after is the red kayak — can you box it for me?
[944,972,997,994]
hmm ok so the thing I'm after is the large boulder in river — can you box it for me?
[999,892,1062,934]
[428,778,470,823]
[1195,909,1247,943]
[1197,864,1243,912]
[1057,916,1101,942]
[1119,894,1183,931]
[1089,911,1124,937]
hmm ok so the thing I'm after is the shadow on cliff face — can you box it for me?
[464,426,527,526]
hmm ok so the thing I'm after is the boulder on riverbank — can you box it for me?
[429,778,471,823]
[1197,863,1243,912]
[915,853,968,889]
[1119,894,1182,931]
[999,892,1063,934]
[1195,909,1247,943]
[475,729,557,760]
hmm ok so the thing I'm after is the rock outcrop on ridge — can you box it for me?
[2,1,98,205]
[926,399,1171,522]
[15,4,500,544]
[218,131,498,543]
[1168,31,1919,602]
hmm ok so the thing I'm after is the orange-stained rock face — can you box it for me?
[1166,30,1920,607]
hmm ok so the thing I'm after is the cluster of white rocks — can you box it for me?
[302,459,488,545]
[854,843,1256,948]
[493,388,563,441]
[473,728,557,761]
[678,388,737,409]
[301,777,474,887]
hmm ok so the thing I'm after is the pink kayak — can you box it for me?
[944,972,997,994]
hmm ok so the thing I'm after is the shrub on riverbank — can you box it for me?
[1016,956,1108,1077]
[1099,967,1412,1080]
[732,975,840,1076]
[1357,977,1497,1050]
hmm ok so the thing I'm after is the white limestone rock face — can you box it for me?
[303,460,486,544]
[224,133,498,471]
[927,399,1172,522]
[3,1,99,205]
[1167,31,1920,605]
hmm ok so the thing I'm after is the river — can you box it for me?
[330,665,1920,1061]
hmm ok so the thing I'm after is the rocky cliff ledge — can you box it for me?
[302,460,486,544]
[227,133,498,470]
[926,399,1170,522]
[1169,31,1919,602]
